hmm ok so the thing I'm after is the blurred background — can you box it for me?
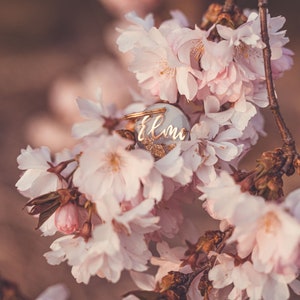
[0,0,299,299]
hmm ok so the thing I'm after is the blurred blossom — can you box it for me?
[27,56,136,151]
[99,0,161,16]
[35,283,70,300]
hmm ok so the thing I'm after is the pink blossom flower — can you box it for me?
[91,197,159,281]
[16,146,79,236]
[237,110,266,154]
[201,173,300,277]
[45,198,158,284]
[44,234,87,266]
[54,203,80,234]
[141,168,164,202]
[72,88,120,139]
[128,241,192,294]
[208,252,294,300]
[110,197,159,280]
[16,146,76,199]
[216,12,265,81]
[73,133,154,202]
[117,12,155,53]
[36,284,70,300]
[202,93,257,137]
[171,25,252,105]
[197,38,249,104]
[45,224,122,284]
[170,25,206,71]
[265,14,290,60]
[201,39,233,81]
[199,171,245,221]
[202,95,234,124]
[217,12,291,83]
[154,144,193,185]
[216,12,263,48]
[230,199,300,275]
[181,110,242,185]
[16,146,59,198]
[271,47,294,79]
[97,195,159,234]
[208,253,256,294]
[118,12,201,102]
[141,145,193,202]
[129,27,198,102]
[39,214,57,237]
[155,197,184,239]
[248,81,269,108]
[151,241,191,282]
[228,100,257,132]
[99,0,160,17]
[129,270,156,292]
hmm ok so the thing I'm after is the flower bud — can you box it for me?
[54,203,79,234]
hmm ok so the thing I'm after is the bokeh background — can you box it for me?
[1,0,300,299]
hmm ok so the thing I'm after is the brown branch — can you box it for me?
[258,0,294,147]
[258,0,298,173]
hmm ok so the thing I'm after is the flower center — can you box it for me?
[235,42,249,59]
[262,211,280,234]
[191,40,204,62]
[159,59,175,78]
[107,152,122,172]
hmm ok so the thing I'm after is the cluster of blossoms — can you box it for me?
[199,173,300,300]
[16,2,300,300]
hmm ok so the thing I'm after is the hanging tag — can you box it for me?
[126,103,190,159]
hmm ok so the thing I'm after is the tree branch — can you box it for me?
[258,0,297,173]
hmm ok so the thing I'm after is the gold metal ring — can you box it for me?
[123,108,166,120]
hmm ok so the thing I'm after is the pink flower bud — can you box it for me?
[54,203,79,234]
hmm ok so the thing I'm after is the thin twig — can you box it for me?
[258,0,297,171]
[258,0,294,147]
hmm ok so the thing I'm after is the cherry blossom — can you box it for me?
[128,241,192,295]
[39,214,57,236]
[54,202,80,234]
[199,171,245,222]
[45,198,159,284]
[271,47,294,79]
[201,172,300,276]
[16,147,76,199]
[217,12,290,82]
[73,133,154,202]
[129,27,199,102]
[99,0,160,17]
[72,88,120,138]
[208,252,294,300]
[35,284,70,300]
[181,116,242,185]
[230,198,300,275]
[118,13,201,102]
[16,146,60,198]
[117,12,155,53]
[151,241,192,282]
[216,13,263,48]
